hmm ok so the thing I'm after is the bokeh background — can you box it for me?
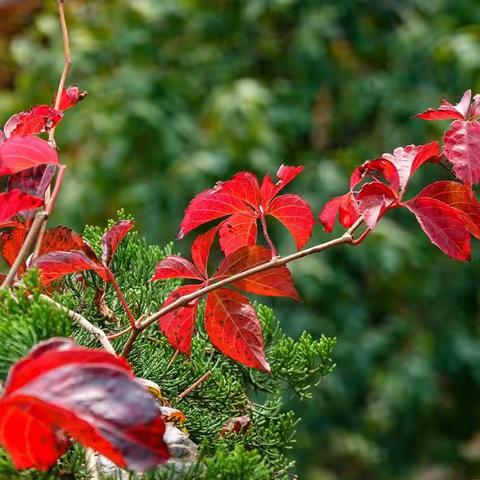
[2,1,480,479]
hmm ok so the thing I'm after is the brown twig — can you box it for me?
[167,349,180,369]
[37,294,116,354]
[110,274,137,329]
[178,371,212,399]
[120,328,141,358]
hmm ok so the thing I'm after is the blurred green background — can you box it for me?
[2,1,480,479]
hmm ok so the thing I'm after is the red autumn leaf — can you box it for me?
[350,158,400,192]
[319,192,359,233]
[214,245,300,300]
[31,250,111,285]
[443,120,480,185]
[179,165,313,254]
[159,285,201,355]
[8,164,56,199]
[0,190,43,226]
[356,182,398,229]
[151,256,203,282]
[382,142,440,193]
[204,288,270,372]
[55,85,87,111]
[191,226,218,277]
[0,136,59,177]
[101,220,134,265]
[414,181,480,238]
[0,338,170,471]
[403,196,471,261]
[415,90,472,121]
[3,106,63,138]
[0,225,27,268]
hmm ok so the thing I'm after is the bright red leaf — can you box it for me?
[415,90,472,121]
[3,106,62,138]
[415,181,480,238]
[159,285,201,355]
[191,226,218,278]
[403,196,471,261]
[0,136,59,177]
[151,256,203,282]
[31,250,110,285]
[0,190,43,226]
[55,85,87,111]
[204,288,270,372]
[443,120,480,185]
[101,220,134,266]
[178,165,313,254]
[319,192,359,233]
[214,246,300,300]
[0,338,169,471]
[350,158,400,192]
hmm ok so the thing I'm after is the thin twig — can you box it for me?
[110,274,137,329]
[84,448,99,480]
[120,328,141,358]
[37,294,116,354]
[49,0,72,145]
[178,371,212,399]
[167,349,180,369]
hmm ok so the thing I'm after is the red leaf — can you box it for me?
[0,190,43,226]
[101,220,134,265]
[191,226,218,277]
[266,194,314,249]
[415,90,471,121]
[8,164,56,199]
[40,227,97,258]
[55,85,87,110]
[178,190,245,239]
[219,212,258,256]
[403,196,471,261]
[260,165,303,205]
[159,285,200,355]
[0,338,169,471]
[350,158,400,192]
[443,120,480,185]
[382,142,440,193]
[0,136,59,177]
[204,288,270,372]
[0,226,27,268]
[319,192,359,233]
[415,181,480,238]
[214,245,300,300]
[151,256,203,282]
[3,106,63,138]
[356,182,397,229]
[217,171,260,208]
[31,250,111,285]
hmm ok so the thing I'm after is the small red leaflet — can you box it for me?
[0,338,170,471]
[178,165,314,255]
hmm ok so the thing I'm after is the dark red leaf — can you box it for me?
[31,250,111,285]
[55,85,87,111]
[7,164,56,199]
[39,227,97,259]
[0,225,27,268]
[101,220,134,265]
[415,90,471,121]
[214,245,300,300]
[443,120,480,185]
[159,285,201,355]
[219,212,258,256]
[0,338,169,471]
[191,226,218,277]
[415,181,480,238]
[0,190,43,226]
[266,194,314,249]
[0,136,59,177]
[204,288,270,372]
[3,106,63,138]
[151,256,203,282]
[356,182,397,229]
[403,196,471,261]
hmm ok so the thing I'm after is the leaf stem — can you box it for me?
[177,371,212,399]
[260,213,277,257]
[110,274,137,329]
